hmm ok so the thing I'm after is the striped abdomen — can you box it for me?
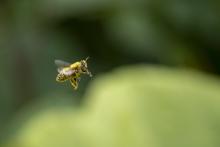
[56,73,68,82]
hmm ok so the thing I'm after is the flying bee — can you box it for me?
[55,57,92,90]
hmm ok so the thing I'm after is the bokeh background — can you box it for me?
[1,0,220,146]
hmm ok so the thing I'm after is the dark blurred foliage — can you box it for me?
[0,0,220,143]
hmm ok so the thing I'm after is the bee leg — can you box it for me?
[87,71,92,77]
[70,77,78,90]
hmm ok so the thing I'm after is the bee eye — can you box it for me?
[82,68,87,72]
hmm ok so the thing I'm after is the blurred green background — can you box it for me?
[1,0,220,146]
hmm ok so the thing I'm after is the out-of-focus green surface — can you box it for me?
[5,66,220,147]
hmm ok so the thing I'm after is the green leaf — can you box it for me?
[5,66,220,147]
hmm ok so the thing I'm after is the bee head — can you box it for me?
[80,60,88,71]
[80,57,92,77]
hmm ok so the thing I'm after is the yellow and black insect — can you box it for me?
[55,57,92,90]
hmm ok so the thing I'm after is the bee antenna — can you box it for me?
[85,56,90,61]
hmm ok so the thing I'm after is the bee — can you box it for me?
[55,57,92,90]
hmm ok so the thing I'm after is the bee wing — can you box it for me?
[55,59,71,67]
[57,68,63,73]
[55,59,71,73]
